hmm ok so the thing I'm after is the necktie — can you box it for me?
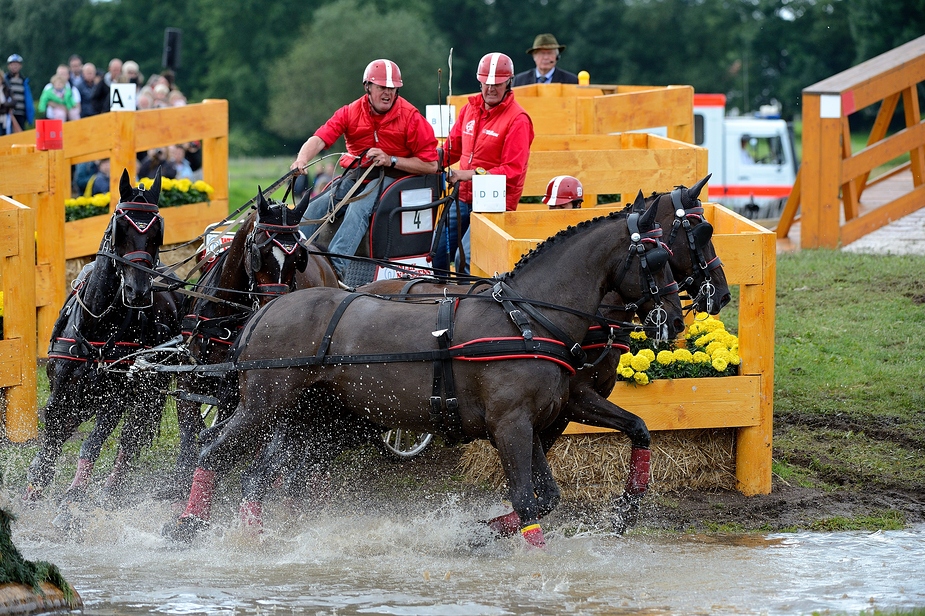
[539,75,549,83]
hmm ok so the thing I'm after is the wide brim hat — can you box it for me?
[527,33,565,54]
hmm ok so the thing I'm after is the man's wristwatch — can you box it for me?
[475,167,487,175]
[390,156,398,168]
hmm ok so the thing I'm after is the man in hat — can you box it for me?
[513,33,579,86]
[3,54,35,131]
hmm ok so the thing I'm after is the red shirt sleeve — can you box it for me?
[405,110,439,163]
[444,108,465,167]
[313,103,351,147]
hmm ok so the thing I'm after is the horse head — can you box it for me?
[107,168,165,308]
[617,191,685,341]
[644,174,731,315]
[244,188,311,308]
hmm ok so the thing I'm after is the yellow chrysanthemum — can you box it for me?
[619,366,635,378]
[692,350,711,364]
[633,372,649,385]
[656,350,674,366]
[193,180,215,195]
[630,354,651,371]
[638,348,655,362]
[712,357,729,372]
[673,348,693,363]
[619,352,633,367]
[630,330,647,341]
[91,193,110,207]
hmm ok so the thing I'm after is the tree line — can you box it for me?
[2,0,921,156]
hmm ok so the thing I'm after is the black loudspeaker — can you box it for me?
[163,28,182,69]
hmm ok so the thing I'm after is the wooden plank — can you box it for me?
[842,121,925,182]
[903,86,925,186]
[593,86,693,135]
[0,340,23,387]
[532,134,625,151]
[711,234,764,285]
[135,102,229,150]
[842,184,925,244]
[562,376,761,433]
[62,112,117,159]
[0,151,48,194]
[0,210,17,257]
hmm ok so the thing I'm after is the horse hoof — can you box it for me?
[520,523,546,549]
[162,514,208,543]
[612,492,641,535]
[22,485,44,504]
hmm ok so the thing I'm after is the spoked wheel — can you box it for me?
[380,429,433,460]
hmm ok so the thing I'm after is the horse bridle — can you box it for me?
[244,216,305,307]
[613,212,678,342]
[93,201,164,311]
[666,188,724,314]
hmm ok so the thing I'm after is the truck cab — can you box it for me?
[694,93,798,220]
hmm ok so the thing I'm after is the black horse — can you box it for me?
[164,197,686,547]
[166,189,328,498]
[24,169,181,505]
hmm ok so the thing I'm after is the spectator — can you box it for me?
[1,77,14,135]
[543,175,583,209]
[138,148,168,180]
[183,141,203,179]
[152,83,171,108]
[168,89,187,106]
[42,65,80,121]
[73,161,98,196]
[4,54,35,131]
[167,144,194,180]
[437,52,534,274]
[120,61,143,86]
[84,159,110,197]
[68,54,84,87]
[312,161,336,197]
[740,136,755,164]
[76,62,106,117]
[137,73,168,109]
[512,33,579,86]
[103,58,122,87]
[292,58,438,277]
[38,73,77,122]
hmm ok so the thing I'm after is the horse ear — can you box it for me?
[256,187,269,219]
[149,167,162,205]
[631,190,646,213]
[119,169,133,202]
[292,186,312,221]
[686,173,712,205]
[640,195,660,231]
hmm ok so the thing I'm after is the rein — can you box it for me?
[666,188,723,314]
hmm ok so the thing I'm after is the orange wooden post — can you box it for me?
[800,92,844,249]
[109,111,137,208]
[902,86,925,187]
[0,195,38,441]
[201,99,230,210]
[734,227,776,495]
[35,148,68,354]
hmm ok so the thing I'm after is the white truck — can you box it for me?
[693,93,799,220]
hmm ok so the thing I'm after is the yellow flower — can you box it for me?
[91,193,110,207]
[0,291,4,317]
[633,372,649,385]
[619,352,633,367]
[175,178,192,192]
[712,357,729,372]
[619,366,635,378]
[193,180,215,195]
[630,330,647,341]
[656,350,674,366]
[692,350,711,364]
[638,348,655,362]
[630,354,651,371]
[673,348,693,363]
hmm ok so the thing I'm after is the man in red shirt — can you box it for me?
[436,52,534,274]
[292,59,438,277]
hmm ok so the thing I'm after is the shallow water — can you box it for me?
[9,494,925,616]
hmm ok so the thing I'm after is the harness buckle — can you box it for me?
[446,397,459,411]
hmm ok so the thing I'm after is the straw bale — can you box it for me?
[459,429,737,501]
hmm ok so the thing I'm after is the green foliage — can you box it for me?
[0,508,77,604]
[266,0,449,145]
[807,510,906,532]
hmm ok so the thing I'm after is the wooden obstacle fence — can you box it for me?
[470,203,775,496]
[777,34,925,248]
[0,100,229,355]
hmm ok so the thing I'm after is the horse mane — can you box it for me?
[508,209,630,279]
[216,211,257,298]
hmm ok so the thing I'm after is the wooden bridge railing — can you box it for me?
[777,34,925,248]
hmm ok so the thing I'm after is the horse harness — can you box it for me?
[49,202,164,367]
[666,188,724,313]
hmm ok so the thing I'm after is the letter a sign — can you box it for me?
[110,83,137,111]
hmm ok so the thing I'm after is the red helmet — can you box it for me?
[362,59,403,88]
[476,52,514,85]
[543,175,583,207]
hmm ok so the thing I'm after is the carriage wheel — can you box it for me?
[380,429,433,460]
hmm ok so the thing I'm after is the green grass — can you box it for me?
[227,156,294,212]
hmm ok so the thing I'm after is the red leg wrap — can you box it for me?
[487,510,521,536]
[520,523,546,549]
[69,458,94,491]
[104,450,127,489]
[183,468,217,520]
[239,500,263,529]
[625,447,651,496]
